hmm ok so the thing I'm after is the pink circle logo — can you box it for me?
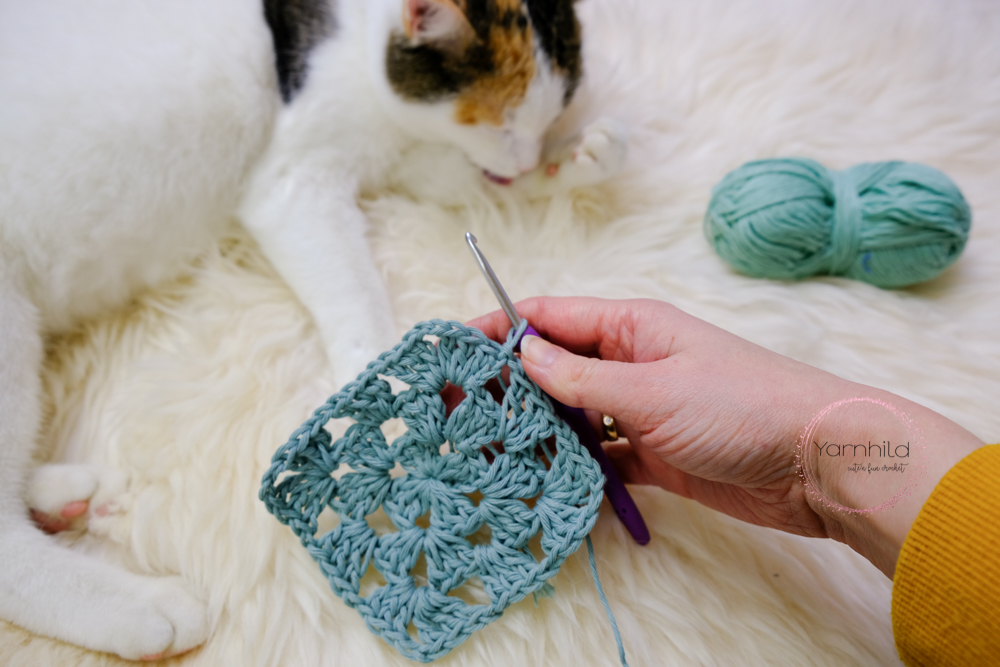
[796,397,926,515]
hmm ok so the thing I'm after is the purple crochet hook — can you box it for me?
[465,233,650,546]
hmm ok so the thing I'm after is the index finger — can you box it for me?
[465,307,519,343]
[466,296,611,352]
[467,296,678,363]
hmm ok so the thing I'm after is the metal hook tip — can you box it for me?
[464,232,521,328]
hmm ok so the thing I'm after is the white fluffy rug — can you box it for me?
[5,0,1000,664]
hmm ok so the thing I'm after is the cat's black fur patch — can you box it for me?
[386,1,514,104]
[386,0,581,105]
[263,0,335,103]
[386,34,489,102]
[523,0,581,101]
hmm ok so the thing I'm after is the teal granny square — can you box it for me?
[260,320,604,662]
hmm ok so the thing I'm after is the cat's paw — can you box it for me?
[123,577,210,661]
[518,117,629,198]
[27,463,125,533]
[69,574,210,661]
[557,117,629,185]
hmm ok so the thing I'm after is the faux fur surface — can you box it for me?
[5,0,1000,664]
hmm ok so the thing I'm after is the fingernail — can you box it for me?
[520,335,557,367]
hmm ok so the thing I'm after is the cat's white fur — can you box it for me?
[0,0,624,660]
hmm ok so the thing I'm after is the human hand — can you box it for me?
[469,297,983,577]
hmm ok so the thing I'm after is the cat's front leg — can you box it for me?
[240,163,397,389]
[514,117,630,199]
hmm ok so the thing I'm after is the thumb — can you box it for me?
[519,334,644,418]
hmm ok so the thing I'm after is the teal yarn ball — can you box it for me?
[704,158,972,288]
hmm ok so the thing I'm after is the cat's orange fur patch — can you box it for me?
[454,4,535,126]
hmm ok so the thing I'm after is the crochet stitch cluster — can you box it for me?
[261,320,605,662]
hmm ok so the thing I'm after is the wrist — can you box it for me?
[796,384,982,577]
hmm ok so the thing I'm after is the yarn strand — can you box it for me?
[588,535,630,667]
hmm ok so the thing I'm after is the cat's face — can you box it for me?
[384,0,581,183]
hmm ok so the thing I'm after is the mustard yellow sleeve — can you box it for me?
[892,444,1000,666]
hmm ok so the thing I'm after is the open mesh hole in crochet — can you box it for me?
[525,531,546,562]
[414,510,431,530]
[464,521,493,547]
[359,558,389,597]
[409,552,429,587]
[379,417,406,449]
[440,381,466,417]
[260,320,604,662]
[446,576,489,605]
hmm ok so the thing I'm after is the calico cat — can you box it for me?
[0,0,624,659]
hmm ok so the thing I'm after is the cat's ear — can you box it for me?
[402,0,474,55]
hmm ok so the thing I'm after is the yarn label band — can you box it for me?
[796,397,927,515]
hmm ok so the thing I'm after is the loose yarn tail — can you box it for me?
[587,535,630,667]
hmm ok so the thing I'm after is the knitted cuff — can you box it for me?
[892,444,1000,666]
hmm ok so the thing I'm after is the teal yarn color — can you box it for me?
[260,320,606,663]
[704,158,971,288]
